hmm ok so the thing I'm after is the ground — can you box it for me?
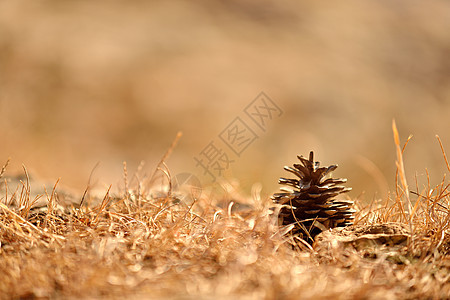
[1,144,449,299]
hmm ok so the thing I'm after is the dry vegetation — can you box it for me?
[1,128,449,299]
[1,2,449,299]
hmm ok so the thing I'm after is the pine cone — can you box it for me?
[272,151,355,243]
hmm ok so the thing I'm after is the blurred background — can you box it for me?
[1,0,450,201]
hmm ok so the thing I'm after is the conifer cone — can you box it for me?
[272,151,355,243]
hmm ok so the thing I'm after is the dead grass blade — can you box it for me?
[0,157,10,179]
[92,184,112,225]
[147,131,182,189]
[392,120,413,249]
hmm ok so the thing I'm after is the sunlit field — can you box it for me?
[1,1,450,299]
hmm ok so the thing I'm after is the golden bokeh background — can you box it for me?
[1,1,450,200]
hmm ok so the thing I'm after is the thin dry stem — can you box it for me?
[147,131,183,188]
[436,135,450,174]
[392,120,414,248]
[0,158,10,179]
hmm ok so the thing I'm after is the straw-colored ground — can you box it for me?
[1,130,449,299]
[1,1,449,299]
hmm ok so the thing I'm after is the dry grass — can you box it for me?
[1,131,449,299]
